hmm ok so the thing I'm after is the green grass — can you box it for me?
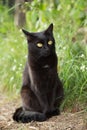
[0,0,87,110]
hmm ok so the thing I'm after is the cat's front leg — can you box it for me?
[32,90,49,114]
[13,85,47,123]
[34,92,49,114]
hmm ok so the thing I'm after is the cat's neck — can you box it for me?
[28,53,57,71]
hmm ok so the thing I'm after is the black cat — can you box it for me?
[13,23,64,123]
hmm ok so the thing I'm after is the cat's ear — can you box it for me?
[45,23,53,34]
[22,29,34,42]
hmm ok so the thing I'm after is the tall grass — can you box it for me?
[0,0,87,110]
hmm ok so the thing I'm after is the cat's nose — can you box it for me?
[44,48,50,57]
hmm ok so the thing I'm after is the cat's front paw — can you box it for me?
[13,107,46,123]
[13,107,23,122]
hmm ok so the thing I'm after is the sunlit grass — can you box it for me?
[0,29,28,93]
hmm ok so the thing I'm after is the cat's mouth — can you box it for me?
[42,51,52,58]
[39,49,51,58]
[41,54,52,59]
[38,51,54,60]
[43,53,50,57]
[37,54,52,63]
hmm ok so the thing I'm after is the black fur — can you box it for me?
[13,23,64,123]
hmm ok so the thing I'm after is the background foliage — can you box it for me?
[0,0,87,111]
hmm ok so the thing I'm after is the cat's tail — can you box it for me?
[13,107,46,123]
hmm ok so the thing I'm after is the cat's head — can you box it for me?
[22,23,56,61]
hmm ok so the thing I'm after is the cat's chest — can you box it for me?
[29,66,57,95]
[29,66,55,87]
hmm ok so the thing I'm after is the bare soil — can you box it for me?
[0,93,87,130]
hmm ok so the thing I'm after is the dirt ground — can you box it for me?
[0,92,87,130]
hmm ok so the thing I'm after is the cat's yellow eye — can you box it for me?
[37,43,43,48]
[48,40,53,45]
